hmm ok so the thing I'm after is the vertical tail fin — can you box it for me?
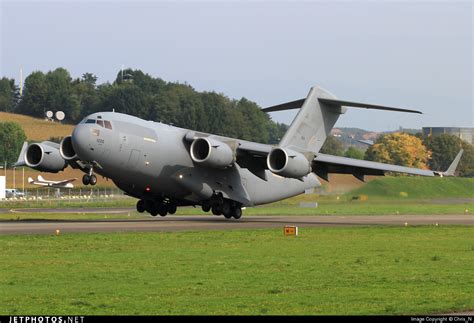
[263,85,423,153]
[263,86,346,153]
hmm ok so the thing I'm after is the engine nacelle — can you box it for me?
[59,136,77,160]
[190,137,234,168]
[267,147,312,179]
[25,142,67,173]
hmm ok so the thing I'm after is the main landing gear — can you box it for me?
[82,168,97,186]
[136,199,177,217]
[201,193,242,220]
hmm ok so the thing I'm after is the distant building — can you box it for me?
[422,127,473,145]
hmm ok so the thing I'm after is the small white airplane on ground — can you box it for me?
[28,175,76,188]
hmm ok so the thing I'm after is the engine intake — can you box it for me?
[25,142,67,173]
[190,137,234,168]
[267,147,311,179]
[59,136,77,160]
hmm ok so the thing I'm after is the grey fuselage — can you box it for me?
[72,112,320,206]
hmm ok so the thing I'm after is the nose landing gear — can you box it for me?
[82,174,97,186]
[82,167,97,186]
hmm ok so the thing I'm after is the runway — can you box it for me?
[1,214,472,235]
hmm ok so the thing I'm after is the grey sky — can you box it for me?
[1,0,472,131]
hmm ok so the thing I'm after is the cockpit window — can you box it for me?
[97,120,104,127]
[85,119,96,124]
[104,121,112,129]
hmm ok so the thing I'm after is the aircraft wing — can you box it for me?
[313,154,432,181]
[52,178,77,185]
[235,144,463,182]
[313,150,463,181]
[184,131,463,181]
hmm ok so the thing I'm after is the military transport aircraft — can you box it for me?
[15,86,463,219]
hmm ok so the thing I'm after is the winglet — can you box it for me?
[437,149,464,177]
[13,142,28,167]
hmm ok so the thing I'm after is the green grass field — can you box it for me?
[350,177,474,199]
[1,227,473,315]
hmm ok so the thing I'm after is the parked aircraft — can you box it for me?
[5,188,25,198]
[28,175,76,188]
[15,86,462,219]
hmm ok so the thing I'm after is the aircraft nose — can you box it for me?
[71,124,91,160]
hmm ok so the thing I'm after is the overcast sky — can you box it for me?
[1,0,472,131]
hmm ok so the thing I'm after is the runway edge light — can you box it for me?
[284,226,298,236]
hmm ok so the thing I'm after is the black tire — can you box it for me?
[232,208,242,219]
[144,200,155,213]
[89,174,97,186]
[211,206,222,216]
[82,174,90,185]
[136,200,146,213]
[158,205,167,217]
[221,202,232,218]
[202,204,211,212]
[167,204,177,215]
[150,208,159,216]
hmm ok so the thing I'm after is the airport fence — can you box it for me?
[0,187,130,203]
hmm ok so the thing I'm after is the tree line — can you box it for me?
[0,68,288,144]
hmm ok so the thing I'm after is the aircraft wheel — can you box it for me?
[158,204,167,217]
[144,200,155,213]
[201,204,211,213]
[89,175,97,186]
[211,206,222,216]
[82,174,90,185]
[150,208,159,217]
[232,208,242,219]
[167,204,177,215]
[136,200,146,213]
[221,202,232,218]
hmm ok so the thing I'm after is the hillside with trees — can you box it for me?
[9,68,288,144]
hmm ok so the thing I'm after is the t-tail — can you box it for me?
[263,85,422,154]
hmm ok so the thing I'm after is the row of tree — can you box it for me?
[0,68,288,144]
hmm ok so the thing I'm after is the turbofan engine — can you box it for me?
[267,147,312,179]
[190,137,234,168]
[25,142,67,173]
[59,135,77,160]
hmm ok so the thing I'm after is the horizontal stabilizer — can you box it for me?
[318,98,422,114]
[263,97,422,114]
[262,99,305,113]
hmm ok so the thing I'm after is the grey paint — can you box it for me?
[15,85,462,217]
